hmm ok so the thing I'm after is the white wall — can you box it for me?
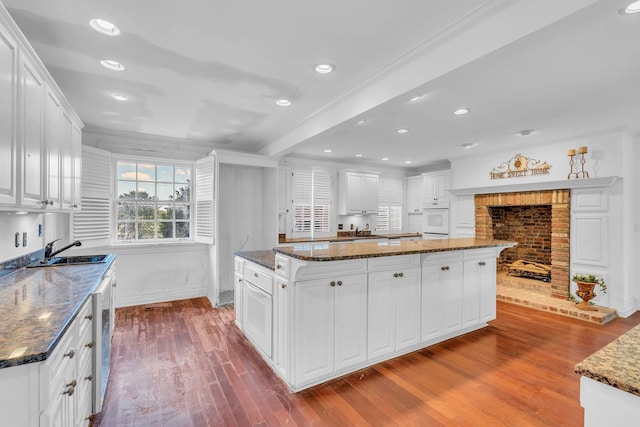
[0,213,43,263]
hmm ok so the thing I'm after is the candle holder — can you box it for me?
[577,147,590,178]
[567,151,578,179]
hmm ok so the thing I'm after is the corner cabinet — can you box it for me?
[338,171,379,215]
[0,4,83,212]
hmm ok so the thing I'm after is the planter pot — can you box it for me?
[575,281,598,311]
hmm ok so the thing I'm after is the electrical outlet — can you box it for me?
[38,224,42,237]
[22,232,27,247]
[14,232,20,248]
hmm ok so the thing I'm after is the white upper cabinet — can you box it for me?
[0,20,18,205]
[422,170,450,206]
[0,5,83,211]
[406,175,423,213]
[338,171,379,215]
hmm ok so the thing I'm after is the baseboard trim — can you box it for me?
[116,287,209,308]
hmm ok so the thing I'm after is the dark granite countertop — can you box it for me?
[0,255,115,368]
[234,250,276,270]
[281,232,422,244]
[575,324,640,397]
[274,238,516,261]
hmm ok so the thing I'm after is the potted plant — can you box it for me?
[572,273,607,311]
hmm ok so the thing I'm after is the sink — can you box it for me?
[27,254,110,268]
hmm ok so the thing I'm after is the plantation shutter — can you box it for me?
[291,169,332,237]
[378,177,403,232]
[71,146,111,248]
[195,154,216,244]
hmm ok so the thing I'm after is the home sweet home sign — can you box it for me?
[490,154,551,179]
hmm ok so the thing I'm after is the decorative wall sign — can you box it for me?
[490,154,551,179]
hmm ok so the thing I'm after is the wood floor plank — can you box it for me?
[97,299,640,427]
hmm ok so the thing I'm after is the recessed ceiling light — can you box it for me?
[381,157,389,161]
[405,161,412,164]
[89,18,120,36]
[100,59,125,71]
[518,129,535,137]
[276,99,291,106]
[354,154,363,158]
[357,119,367,125]
[323,149,332,153]
[624,1,640,13]
[111,93,128,101]
[314,63,335,74]
[396,128,409,134]
[453,108,470,115]
[461,143,476,149]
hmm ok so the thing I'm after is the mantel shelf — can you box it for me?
[448,176,620,196]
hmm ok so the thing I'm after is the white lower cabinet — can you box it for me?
[294,273,367,387]
[464,250,498,324]
[422,253,463,341]
[273,276,289,381]
[233,271,243,329]
[368,264,420,359]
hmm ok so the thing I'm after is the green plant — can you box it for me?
[572,273,607,294]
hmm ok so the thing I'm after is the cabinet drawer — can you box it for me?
[76,299,94,343]
[368,254,419,272]
[275,255,290,278]
[244,264,273,295]
[42,326,77,408]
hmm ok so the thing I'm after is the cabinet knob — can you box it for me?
[478,261,486,266]
[63,349,75,359]
[65,380,77,388]
[330,281,336,287]
[41,200,53,206]
[254,273,259,278]
[84,374,93,382]
[85,314,93,320]
[277,264,283,269]
[63,386,75,396]
[441,266,449,271]
[394,273,398,278]
[337,281,342,286]
[399,272,404,278]
[85,342,94,349]
[72,204,78,208]
[281,283,286,289]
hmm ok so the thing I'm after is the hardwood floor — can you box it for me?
[97,298,640,427]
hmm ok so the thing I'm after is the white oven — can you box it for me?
[423,201,450,237]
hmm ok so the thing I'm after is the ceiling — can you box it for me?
[4,0,640,169]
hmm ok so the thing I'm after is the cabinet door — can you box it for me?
[406,176,423,213]
[423,176,437,202]
[341,172,378,214]
[361,174,379,213]
[234,272,243,329]
[345,172,364,214]
[334,274,367,371]
[442,261,463,333]
[0,23,18,205]
[71,122,82,210]
[294,278,334,385]
[273,276,289,380]
[478,258,497,322]
[435,174,449,201]
[44,86,62,209]
[462,260,482,328]
[421,263,443,341]
[19,53,45,207]
[395,267,421,351]
[60,111,73,209]
[367,271,395,359]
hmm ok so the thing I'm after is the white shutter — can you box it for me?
[291,169,332,237]
[378,177,403,232]
[195,155,216,244]
[312,170,331,234]
[71,146,111,248]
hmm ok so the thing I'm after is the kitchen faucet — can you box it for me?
[44,239,82,260]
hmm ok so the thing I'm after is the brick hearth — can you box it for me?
[475,190,570,299]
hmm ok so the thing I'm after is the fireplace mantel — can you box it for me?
[449,176,619,196]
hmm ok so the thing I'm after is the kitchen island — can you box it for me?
[236,238,515,392]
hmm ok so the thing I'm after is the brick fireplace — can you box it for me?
[475,190,570,298]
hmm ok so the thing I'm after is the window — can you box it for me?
[291,169,332,237]
[115,160,192,242]
[378,177,403,232]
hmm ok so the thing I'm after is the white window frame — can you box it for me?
[113,155,194,244]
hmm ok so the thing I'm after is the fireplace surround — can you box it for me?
[475,190,570,299]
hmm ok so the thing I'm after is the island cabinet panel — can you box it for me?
[273,275,290,381]
[395,267,421,350]
[294,273,367,387]
[463,254,498,325]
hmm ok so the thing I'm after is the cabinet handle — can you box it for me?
[72,204,78,208]
[65,380,77,388]
[238,278,242,283]
[63,349,75,359]
[478,261,486,266]
[41,200,53,206]
[441,266,449,271]
[85,314,93,320]
[394,273,398,278]
[330,281,336,287]
[281,283,286,289]
[85,342,94,349]
[399,272,404,278]
[254,273,259,278]
[277,264,283,269]
[84,374,93,382]
[337,281,342,286]
[63,386,75,396]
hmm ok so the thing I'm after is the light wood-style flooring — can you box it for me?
[97,298,640,426]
